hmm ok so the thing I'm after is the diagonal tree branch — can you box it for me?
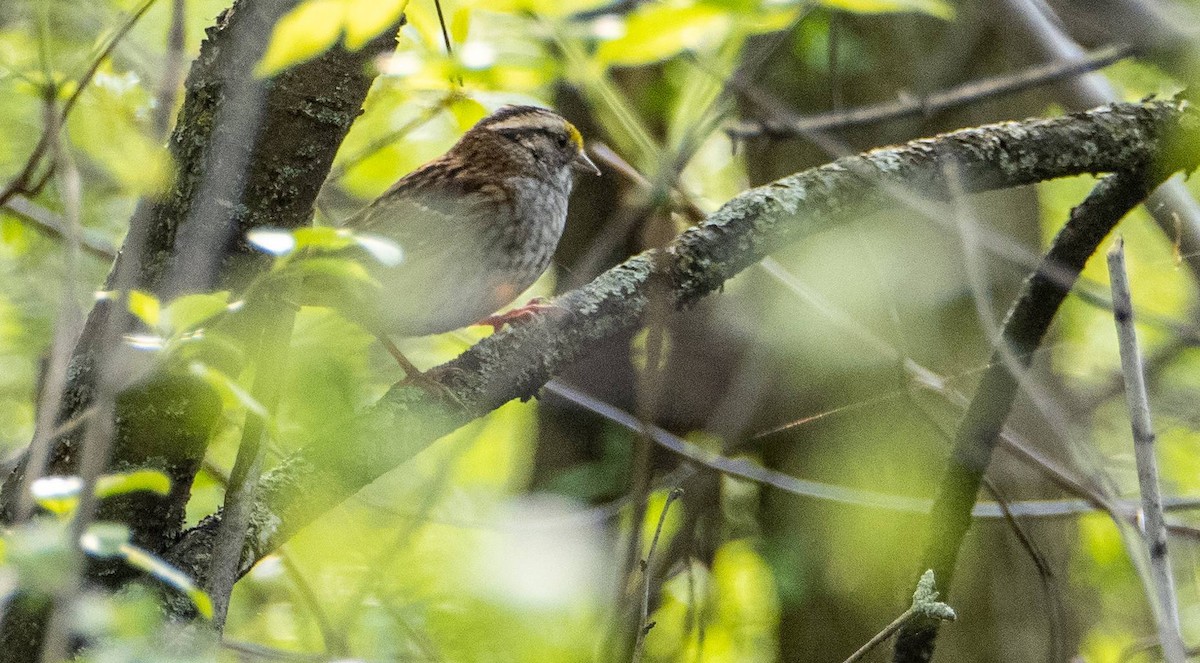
[891,166,1184,663]
[162,99,1200,593]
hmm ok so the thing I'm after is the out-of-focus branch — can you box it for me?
[0,0,159,208]
[726,45,1134,139]
[891,167,1180,663]
[2,197,117,260]
[1002,0,1200,280]
[163,100,1200,586]
[0,0,406,654]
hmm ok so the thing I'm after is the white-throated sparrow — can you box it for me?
[341,105,599,375]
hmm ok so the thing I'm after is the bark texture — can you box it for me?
[0,0,403,657]
[164,100,1200,591]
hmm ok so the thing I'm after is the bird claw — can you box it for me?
[399,367,466,409]
[377,333,465,408]
[478,297,564,332]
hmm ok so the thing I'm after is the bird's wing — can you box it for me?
[342,163,510,267]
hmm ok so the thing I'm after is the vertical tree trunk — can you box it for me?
[0,1,403,658]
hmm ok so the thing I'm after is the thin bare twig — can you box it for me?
[162,100,1200,590]
[632,487,683,663]
[1107,237,1185,663]
[892,168,1174,663]
[0,0,159,208]
[727,44,1134,139]
[845,571,954,663]
[1001,0,1200,280]
[279,551,344,655]
[2,197,117,260]
[545,380,1200,521]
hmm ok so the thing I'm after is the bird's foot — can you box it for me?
[377,334,465,408]
[398,367,466,409]
[478,297,564,333]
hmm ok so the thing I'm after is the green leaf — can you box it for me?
[344,0,409,49]
[30,476,83,516]
[119,543,213,619]
[247,228,299,256]
[6,520,75,594]
[123,333,167,351]
[189,362,269,419]
[293,226,358,251]
[290,255,378,288]
[820,0,954,20]
[171,331,248,377]
[257,0,346,77]
[128,290,161,329]
[80,525,213,619]
[95,470,172,500]
[595,5,731,66]
[162,292,234,334]
[80,522,131,558]
[352,232,403,266]
[449,6,471,44]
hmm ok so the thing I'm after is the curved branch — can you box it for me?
[164,99,1200,591]
[891,167,1179,663]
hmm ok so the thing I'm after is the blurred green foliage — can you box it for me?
[2,0,1200,661]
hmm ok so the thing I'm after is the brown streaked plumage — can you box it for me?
[342,105,599,338]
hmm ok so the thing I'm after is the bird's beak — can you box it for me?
[573,150,601,176]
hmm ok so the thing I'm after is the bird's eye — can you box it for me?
[555,133,569,148]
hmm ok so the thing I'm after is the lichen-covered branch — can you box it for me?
[164,99,1200,586]
[888,168,1174,663]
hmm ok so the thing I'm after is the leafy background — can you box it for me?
[2,0,1199,661]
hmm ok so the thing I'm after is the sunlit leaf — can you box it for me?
[80,524,214,619]
[256,0,346,77]
[30,475,83,516]
[123,333,167,351]
[819,0,954,19]
[66,64,172,195]
[353,233,404,266]
[293,226,357,251]
[344,0,409,50]
[450,7,471,44]
[162,292,233,335]
[289,255,378,288]
[119,543,214,619]
[189,362,269,419]
[172,331,248,377]
[128,290,161,329]
[595,5,730,66]
[247,228,299,256]
[95,470,172,500]
[482,0,608,18]
[80,522,131,558]
[449,96,489,130]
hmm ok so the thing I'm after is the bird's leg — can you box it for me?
[478,296,564,332]
[377,334,425,378]
[376,334,464,408]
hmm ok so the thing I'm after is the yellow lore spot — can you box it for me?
[565,122,584,151]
